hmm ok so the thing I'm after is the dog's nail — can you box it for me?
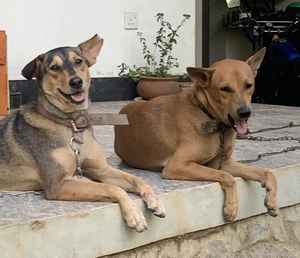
[153,211,166,218]
[136,221,148,233]
[268,208,278,217]
[224,214,236,223]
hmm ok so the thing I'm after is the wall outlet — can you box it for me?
[124,12,138,30]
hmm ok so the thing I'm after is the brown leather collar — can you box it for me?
[194,96,231,135]
[37,104,90,133]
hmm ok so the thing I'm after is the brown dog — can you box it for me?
[0,35,165,232]
[115,48,277,221]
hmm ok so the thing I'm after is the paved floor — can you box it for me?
[92,101,300,169]
[1,102,300,225]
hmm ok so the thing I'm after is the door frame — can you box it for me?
[0,31,9,115]
[196,0,209,67]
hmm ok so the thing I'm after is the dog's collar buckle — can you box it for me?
[201,121,219,134]
[69,115,90,133]
[197,100,230,134]
[70,120,83,133]
[200,121,230,134]
[69,115,90,145]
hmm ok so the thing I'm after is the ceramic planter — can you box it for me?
[137,76,181,100]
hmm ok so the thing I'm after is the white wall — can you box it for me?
[0,0,195,80]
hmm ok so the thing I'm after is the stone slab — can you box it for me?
[1,165,300,258]
[1,102,300,258]
[103,204,300,258]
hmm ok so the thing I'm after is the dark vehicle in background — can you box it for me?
[225,1,300,106]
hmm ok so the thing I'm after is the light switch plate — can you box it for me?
[124,12,138,30]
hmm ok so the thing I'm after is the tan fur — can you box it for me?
[0,35,165,232]
[115,48,278,221]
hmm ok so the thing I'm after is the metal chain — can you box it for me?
[218,129,226,169]
[238,121,300,163]
[70,137,83,177]
[247,122,300,134]
[238,135,300,142]
[240,146,300,164]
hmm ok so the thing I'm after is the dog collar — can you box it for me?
[37,104,90,131]
[193,94,231,169]
[197,102,231,135]
[36,95,128,127]
[200,120,230,134]
[191,92,230,134]
[69,114,90,132]
[198,103,229,169]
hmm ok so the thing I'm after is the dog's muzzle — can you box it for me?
[58,88,86,104]
[237,106,251,119]
[228,106,252,136]
[69,77,83,90]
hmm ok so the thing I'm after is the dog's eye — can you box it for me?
[75,59,83,65]
[220,86,234,93]
[49,64,61,71]
[245,83,253,90]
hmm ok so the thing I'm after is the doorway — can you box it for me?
[0,31,9,116]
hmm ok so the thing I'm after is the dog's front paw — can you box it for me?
[262,171,278,217]
[264,194,278,217]
[141,189,166,218]
[224,202,238,222]
[122,203,148,232]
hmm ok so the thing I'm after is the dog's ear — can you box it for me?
[246,47,266,77]
[187,67,215,87]
[21,54,44,80]
[79,34,104,67]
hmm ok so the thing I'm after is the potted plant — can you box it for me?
[118,13,191,100]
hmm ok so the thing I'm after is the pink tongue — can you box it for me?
[71,92,85,102]
[235,119,248,135]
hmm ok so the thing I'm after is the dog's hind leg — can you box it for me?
[221,159,278,216]
[0,165,42,191]
[83,165,166,218]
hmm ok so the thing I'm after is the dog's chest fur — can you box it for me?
[1,109,97,173]
[193,128,235,167]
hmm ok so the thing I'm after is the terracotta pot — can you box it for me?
[137,76,181,100]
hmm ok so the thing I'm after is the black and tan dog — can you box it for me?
[115,48,278,222]
[0,35,165,232]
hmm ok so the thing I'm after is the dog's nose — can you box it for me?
[69,77,83,89]
[237,106,251,118]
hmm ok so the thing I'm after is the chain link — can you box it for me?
[238,135,300,142]
[247,122,300,135]
[238,122,300,163]
[70,137,83,177]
